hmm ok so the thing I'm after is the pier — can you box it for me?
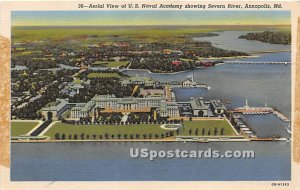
[224,61,291,65]
[231,99,290,122]
[273,110,290,122]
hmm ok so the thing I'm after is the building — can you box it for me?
[182,79,193,87]
[70,94,181,120]
[159,101,180,118]
[177,97,227,117]
[41,99,75,120]
[120,74,207,89]
[210,100,227,116]
[171,60,182,66]
[190,97,209,117]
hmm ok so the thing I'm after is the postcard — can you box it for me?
[0,1,300,189]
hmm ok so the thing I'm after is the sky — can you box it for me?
[11,11,291,26]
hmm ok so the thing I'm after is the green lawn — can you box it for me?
[92,61,128,67]
[11,121,40,136]
[31,57,55,61]
[44,119,237,139]
[15,50,42,56]
[87,72,121,78]
[182,120,237,136]
[12,25,291,42]
[74,78,82,84]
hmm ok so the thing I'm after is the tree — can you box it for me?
[189,129,192,135]
[55,132,60,140]
[117,134,121,139]
[166,132,169,137]
[214,127,218,136]
[80,133,85,140]
[208,129,211,136]
[221,128,224,135]
[93,134,97,139]
[61,133,66,140]
[202,128,205,135]
[195,128,199,135]
[68,134,72,140]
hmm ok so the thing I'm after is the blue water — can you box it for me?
[11,141,291,181]
[236,52,291,62]
[193,31,291,53]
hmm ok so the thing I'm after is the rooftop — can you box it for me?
[42,99,69,112]
[190,97,209,110]
[211,100,225,109]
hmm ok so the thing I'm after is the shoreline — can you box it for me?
[197,55,258,60]
[250,50,291,54]
[11,137,289,143]
[122,51,290,74]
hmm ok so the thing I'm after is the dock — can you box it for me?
[224,61,291,65]
[273,110,290,122]
[231,99,290,122]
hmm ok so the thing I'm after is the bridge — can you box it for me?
[224,61,291,65]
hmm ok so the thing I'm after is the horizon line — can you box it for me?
[12,24,291,27]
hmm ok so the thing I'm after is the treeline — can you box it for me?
[53,127,226,140]
[239,31,291,45]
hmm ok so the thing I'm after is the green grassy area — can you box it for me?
[45,123,163,139]
[31,57,55,61]
[12,25,291,43]
[74,78,82,84]
[15,51,42,56]
[92,61,128,67]
[87,72,121,78]
[11,121,40,136]
[44,119,237,139]
[182,120,237,136]
[62,110,71,118]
